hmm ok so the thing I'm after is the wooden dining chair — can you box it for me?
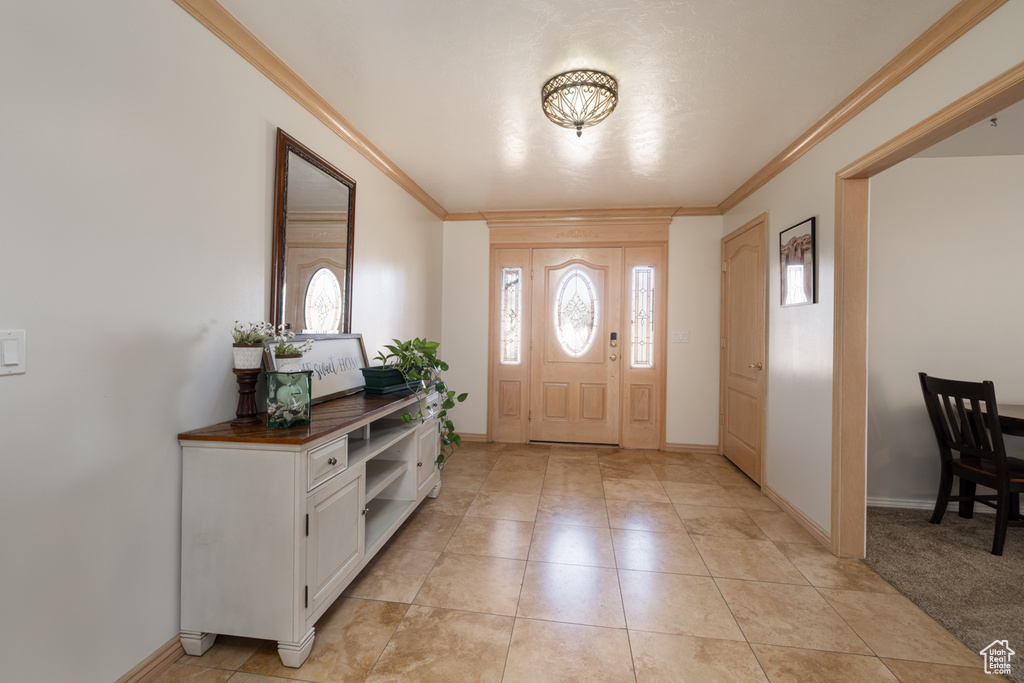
[919,372,1024,555]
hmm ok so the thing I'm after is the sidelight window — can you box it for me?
[500,267,523,364]
[630,265,654,367]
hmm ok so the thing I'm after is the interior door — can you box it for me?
[720,217,767,484]
[530,248,621,444]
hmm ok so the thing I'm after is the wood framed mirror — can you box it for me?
[270,128,356,334]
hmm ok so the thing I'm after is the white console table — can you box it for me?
[178,389,440,667]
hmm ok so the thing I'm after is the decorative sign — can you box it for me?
[265,333,368,403]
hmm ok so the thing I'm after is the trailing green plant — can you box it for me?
[270,325,314,357]
[375,338,468,467]
[232,320,273,346]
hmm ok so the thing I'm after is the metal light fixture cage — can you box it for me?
[541,69,618,137]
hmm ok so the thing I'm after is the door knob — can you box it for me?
[609,354,617,361]
[748,362,763,371]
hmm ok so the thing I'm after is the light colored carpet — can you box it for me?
[866,506,1024,682]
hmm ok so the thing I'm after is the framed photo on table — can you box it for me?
[780,217,816,307]
[265,333,368,403]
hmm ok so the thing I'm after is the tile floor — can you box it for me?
[160,443,1000,682]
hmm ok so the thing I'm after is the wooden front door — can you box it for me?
[530,248,622,444]
[720,215,767,484]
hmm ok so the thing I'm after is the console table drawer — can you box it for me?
[308,436,347,490]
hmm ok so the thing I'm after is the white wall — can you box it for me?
[666,216,724,446]
[0,3,441,681]
[722,0,1024,531]
[440,221,491,435]
[440,216,724,446]
[867,155,1024,506]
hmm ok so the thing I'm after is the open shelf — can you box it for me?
[347,420,416,467]
[365,459,408,501]
[365,497,414,551]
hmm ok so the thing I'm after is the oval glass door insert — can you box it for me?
[554,268,598,357]
[304,267,343,332]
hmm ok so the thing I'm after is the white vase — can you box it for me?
[233,345,264,370]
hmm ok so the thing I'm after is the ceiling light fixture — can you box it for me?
[541,69,618,137]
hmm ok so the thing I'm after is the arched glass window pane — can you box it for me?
[304,268,342,332]
[554,268,598,357]
[500,267,522,365]
[631,265,655,367]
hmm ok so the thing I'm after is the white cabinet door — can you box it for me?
[416,419,440,495]
[306,465,364,614]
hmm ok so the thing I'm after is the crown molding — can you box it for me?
[172,0,448,220]
[717,0,1008,214]
[445,205,720,222]
[487,217,670,246]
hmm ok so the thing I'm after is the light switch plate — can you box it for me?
[1,330,26,375]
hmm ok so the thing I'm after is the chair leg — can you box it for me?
[930,466,954,524]
[993,490,1010,556]
[958,479,976,519]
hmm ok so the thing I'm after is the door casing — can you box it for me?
[486,218,669,448]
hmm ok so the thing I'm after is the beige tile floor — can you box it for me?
[160,443,1002,683]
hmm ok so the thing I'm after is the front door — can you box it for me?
[720,216,767,484]
[530,248,622,444]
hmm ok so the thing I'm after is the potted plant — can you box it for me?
[232,321,272,369]
[269,325,313,371]
[373,338,468,467]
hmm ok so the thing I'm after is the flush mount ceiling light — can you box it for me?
[541,69,618,137]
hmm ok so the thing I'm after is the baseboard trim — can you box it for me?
[762,484,832,550]
[867,496,1005,514]
[663,442,720,455]
[115,635,184,683]
[459,433,488,443]
[866,496,935,510]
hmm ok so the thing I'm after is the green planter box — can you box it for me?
[360,366,417,394]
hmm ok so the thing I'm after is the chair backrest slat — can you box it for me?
[918,372,1007,472]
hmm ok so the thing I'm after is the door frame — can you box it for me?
[832,61,1024,557]
[486,217,670,448]
[719,213,769,485]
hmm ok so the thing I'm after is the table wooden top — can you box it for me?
[997,404,1024,422]
[178,389,420,446]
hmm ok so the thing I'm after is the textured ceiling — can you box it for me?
[916,99,1024,158]
[219,0,961,214]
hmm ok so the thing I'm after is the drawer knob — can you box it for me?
[362,507,369,515]
[328,457,337,465]
[417,461,423,467]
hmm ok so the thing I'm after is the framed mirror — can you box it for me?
[270,128,356,335]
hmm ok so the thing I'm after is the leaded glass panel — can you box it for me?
[303,267,342,333]
[555,268,598,357]
[631,265,654,367]
[500,267,522,365]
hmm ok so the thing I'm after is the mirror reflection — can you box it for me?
[271,130,355,334]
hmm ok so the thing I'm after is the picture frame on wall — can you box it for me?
[780,217,816,307]
[264,333,368,403]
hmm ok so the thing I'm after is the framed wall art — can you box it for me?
[265,333,368,403]
[780,217,816,307]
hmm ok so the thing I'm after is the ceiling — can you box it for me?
[915,99,1024,158]
[219,0,962,214]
